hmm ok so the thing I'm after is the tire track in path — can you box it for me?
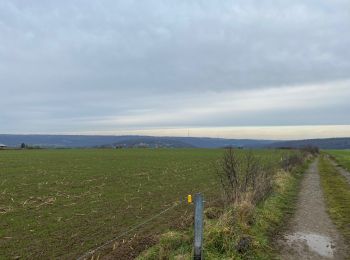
[278,159,348,259]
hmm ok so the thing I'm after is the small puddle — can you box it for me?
[285,232,334,257]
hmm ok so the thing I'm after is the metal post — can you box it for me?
[193,193,204,260]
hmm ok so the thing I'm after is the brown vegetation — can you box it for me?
[216,148,275,205]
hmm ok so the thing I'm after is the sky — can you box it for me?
[0,0,350,139]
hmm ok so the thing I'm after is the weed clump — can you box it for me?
[236,236,252,253]
[137,231,191,260]
[205,209,237,255]
[204,207,223,220]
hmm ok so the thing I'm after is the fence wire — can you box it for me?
[76,200,182,260]
[76,188,221,260]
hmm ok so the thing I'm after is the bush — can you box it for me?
[216,148,275,205]
[280,153,304,172]
[301,145,319,155]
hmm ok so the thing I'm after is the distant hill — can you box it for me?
[268,138,350,149]
[111,136,275,148]
[0,134,274,148]
[111,136,195,148]
[0,134,349,149]
[0,134,135,148]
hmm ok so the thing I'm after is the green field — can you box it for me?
[327,150,350,171]
[0,148,287,259]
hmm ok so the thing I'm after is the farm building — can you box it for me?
[0,143,7,149]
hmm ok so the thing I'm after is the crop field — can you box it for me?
[0,148,285,259]
[327,150,350,171]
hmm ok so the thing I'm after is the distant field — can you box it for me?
[0,149,283,259]
[327,150,350,171]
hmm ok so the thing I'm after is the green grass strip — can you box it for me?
[246,163,306,259]
[319,157,350,247]
[326,150,350,172]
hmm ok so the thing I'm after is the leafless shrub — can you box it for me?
[300,145,319,155]
[280,153,304,172]
[216,148,274,205]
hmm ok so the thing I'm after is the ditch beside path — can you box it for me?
[278,159,348,259]
[329,159,350,185]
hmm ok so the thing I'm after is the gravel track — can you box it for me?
[278,159,348,259]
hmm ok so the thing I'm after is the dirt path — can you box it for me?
[329,159,350,185]
[278,159,348,259]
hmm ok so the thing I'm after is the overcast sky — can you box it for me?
[1,0,350,139]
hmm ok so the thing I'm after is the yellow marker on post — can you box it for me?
[187,194,192,204]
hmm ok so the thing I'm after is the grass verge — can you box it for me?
[319,157,350,249]
[136,161,309,259]
[326,150,350,172]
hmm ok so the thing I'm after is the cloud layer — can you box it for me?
[0,0,349,137]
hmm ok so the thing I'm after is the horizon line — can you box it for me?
[1,125,350,140]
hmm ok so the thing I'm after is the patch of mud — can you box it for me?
[284,232,334,258]
[278,159,348,259]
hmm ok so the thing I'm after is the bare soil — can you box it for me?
[278,159,348,259]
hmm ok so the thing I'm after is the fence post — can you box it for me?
[193,193,204,260]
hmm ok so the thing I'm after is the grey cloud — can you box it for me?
[0,0,349,133]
